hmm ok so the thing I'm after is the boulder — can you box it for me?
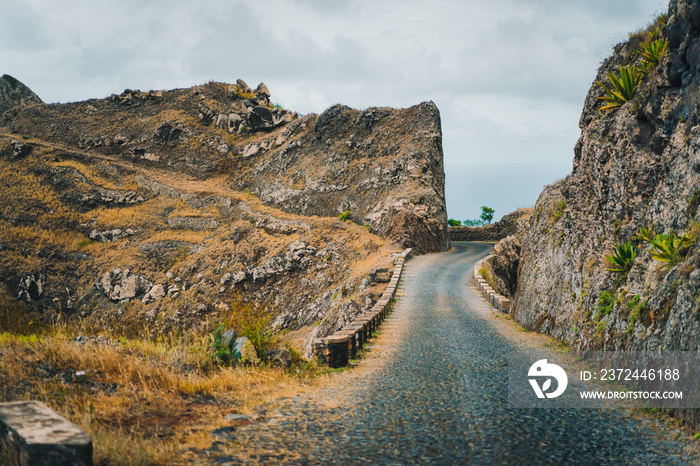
[97,269,152,302]
[222,329,237,351]
[247,106,274,131]
[153,121,184,145]
[9,140,33,159]
[266,349,292,368]
[232,337,259,364]
[228,113,243,132]
[141,284,165,304]
[0,401,93,466]
[255,83,270,98]
[235,79,253,95]
[17,273,45,303]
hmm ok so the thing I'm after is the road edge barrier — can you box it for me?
[473,255,511,312]
[314,248,412,368]
[0,400,93,465]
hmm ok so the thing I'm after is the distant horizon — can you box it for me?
[1,0,668,222]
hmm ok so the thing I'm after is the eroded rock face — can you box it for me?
[4,76,450,254]
[0,74,42,114]
[16,273,45,303]
[512,1,700,353]
[480,235,521,299]
[97,269,153,302]
[232,102,450,253]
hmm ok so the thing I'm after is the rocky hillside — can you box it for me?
[494,0,700,354]
[0,76,449,355]
[3,79,449,254]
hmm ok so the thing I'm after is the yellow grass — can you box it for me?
[0,330,322,465]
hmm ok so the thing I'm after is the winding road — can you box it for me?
[214,242,699,465]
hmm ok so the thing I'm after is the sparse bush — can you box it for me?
[604,240,637,273]
[649,231,696,270]
[638,35,668,71]
[338,210,350,221]
[207,324,234,365]
[627,295,649,333]
[227,300,278,361]
[235,89,255,100]
[596,290,615,321]
[553,200,566,221]
[597,64,642,111]
[632,223,654,243]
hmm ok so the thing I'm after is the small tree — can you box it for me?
[480,206,495,225]
[447,218,462,227]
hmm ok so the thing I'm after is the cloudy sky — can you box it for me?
[1,0,668,221]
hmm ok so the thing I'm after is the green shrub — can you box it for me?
[596,290,615,321]
[649,231,696,270]
[631,223,654,243]
[597,64,642,111]
[604,240,637,273]
[447,218,461,227]
[639,36,668,71]
[207,325,234,365]
[227,301,278,361]
[553,200,566,221]
[338,210,350,221]
[627,295,649,333]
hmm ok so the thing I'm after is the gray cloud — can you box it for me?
[0,0,669,220]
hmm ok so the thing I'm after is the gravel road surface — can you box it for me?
[209,242,699,465]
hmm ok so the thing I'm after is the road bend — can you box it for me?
[216,242,698,465]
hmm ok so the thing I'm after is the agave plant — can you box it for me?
[605,240,637,273]
[631,222,654,243]
[639,36,668,70]
[597,64,642,111]
[649,231,696,270]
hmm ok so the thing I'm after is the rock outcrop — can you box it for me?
[0,74,42,114]
[507,1,700,354]
[3,78,449,254]
[230,102,451,253]
[0,76,438,356]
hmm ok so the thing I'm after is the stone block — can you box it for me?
[313,339,328,365]
[0,401,93,466]
[336,330,358,359]
[500,297,511,311]
[322,334,350,368]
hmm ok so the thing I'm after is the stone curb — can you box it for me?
[314,248,412,367]
[0,401,93,466]
[473,256,511,312]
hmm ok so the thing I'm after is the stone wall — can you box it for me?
[314,249,412,367]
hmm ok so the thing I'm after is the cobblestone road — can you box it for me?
[211,242,699,465]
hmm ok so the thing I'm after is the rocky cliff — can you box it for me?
[508,1,700,353]
[0,77,449,355]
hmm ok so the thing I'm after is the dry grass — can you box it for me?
[167,198,218,219]
[54,159,140,191]
[0,329,322,465]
